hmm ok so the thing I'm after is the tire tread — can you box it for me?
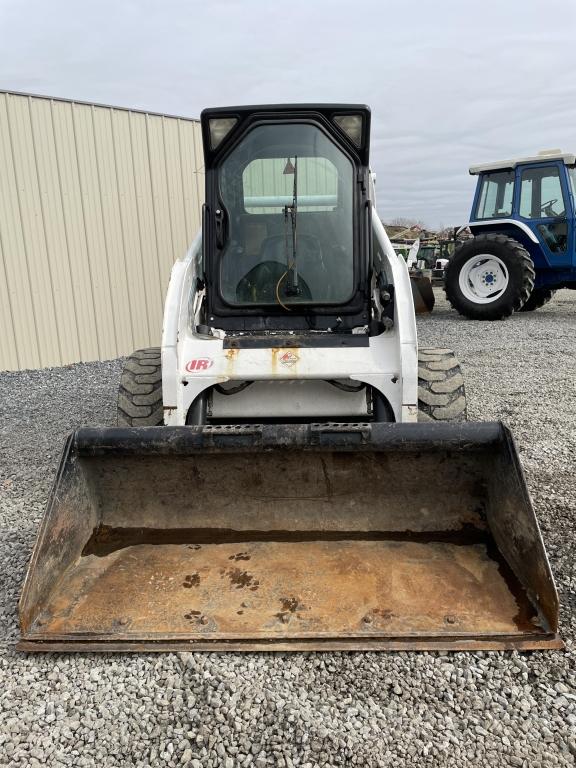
[418,349,467,422]
[519,286,556,312]
[117,348,163,427]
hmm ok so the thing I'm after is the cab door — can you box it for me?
[514,161,573,267]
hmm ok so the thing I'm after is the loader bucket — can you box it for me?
[19,423,561,652]
[411,273,435,313]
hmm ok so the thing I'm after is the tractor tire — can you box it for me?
[117,348,163,427]
[444,234,535,320]
[418,349,467,422]
[519,286,556,312]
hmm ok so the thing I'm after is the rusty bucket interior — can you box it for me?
[18,423,561,652]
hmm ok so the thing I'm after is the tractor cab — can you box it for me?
[468,150,576,272]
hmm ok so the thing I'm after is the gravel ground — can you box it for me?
[0,289,575,767]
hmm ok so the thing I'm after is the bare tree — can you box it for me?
[389,216,427,229]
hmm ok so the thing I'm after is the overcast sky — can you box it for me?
[1,0,575,228]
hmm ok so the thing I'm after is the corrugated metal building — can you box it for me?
[0,90,204,372]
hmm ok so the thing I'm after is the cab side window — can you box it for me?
[519,166,565,219]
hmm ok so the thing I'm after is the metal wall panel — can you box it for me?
[0,91,204,371]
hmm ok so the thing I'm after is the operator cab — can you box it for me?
[469,149,575,263]
[200,105,372,333]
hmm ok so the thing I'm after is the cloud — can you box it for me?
[1,0,575,227]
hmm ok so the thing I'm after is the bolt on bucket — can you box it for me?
[18,422,561,652]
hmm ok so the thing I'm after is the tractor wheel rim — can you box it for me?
[459,254,509,304]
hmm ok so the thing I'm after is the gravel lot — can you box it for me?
[0,289,574,767]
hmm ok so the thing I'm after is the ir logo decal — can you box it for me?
[279,351,299,367]
[185,358,214,372]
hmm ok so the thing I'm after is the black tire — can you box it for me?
[519,286,556,312]
[444,234,535,320]
[418,349,467,422]
[117,348,163,426]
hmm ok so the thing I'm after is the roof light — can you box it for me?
[333,114,363,147]
[538,148,562,156]
[208,117,238,149]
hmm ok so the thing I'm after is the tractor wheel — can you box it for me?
[444,234,535,320]
[519,286,556,312]
[117,348,163,426]
[417,349,467,422]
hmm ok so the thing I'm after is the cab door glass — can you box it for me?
[569,167,576,198]
[218,123,355,306]
[519,166,568,253]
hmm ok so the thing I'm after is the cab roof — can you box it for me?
[469,149,576,175]
[200,104,371,167]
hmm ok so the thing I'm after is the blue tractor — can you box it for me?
[445,150,575,319]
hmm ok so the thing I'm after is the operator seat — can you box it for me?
[235,234,321,303]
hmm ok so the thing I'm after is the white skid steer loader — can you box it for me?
[19,105,560,652]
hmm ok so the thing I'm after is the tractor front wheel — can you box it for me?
[445,234,535,320]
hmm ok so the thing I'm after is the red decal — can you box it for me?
[279,351,299,367]
[185,357,214,372]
